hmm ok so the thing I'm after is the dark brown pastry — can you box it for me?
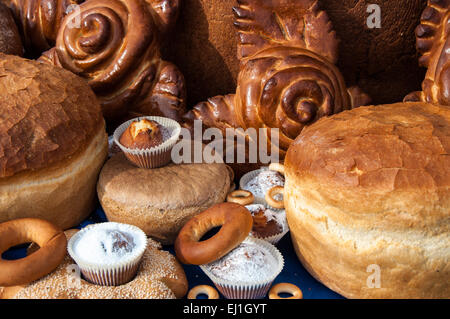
[119,119,164,150]
[404,0,450,106]
[38,0,186,124]
[250,206,282,239]
[0,2,23,55]
[3,0,82,56]
[183,0,371,177]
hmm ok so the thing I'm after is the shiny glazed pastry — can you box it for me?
[0,229,188,299]
[38,0,186,123]
[285,102,450,299]
[0,54,108,229]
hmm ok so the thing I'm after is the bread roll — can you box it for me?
[0,3,23,55]
[285,102,450,299]
[97,151,232,244]
[0,53,108,229]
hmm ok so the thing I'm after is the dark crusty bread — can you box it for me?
[0,3,22,56]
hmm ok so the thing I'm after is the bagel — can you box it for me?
[265,186,285,209]
[269,283,303,299]
[0,218,67,287]
[174,202,253,265]
[268,163,285,176]
[227,190,254,206]
[187,285,219,299]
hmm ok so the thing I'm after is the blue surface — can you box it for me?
[2,206,344,299]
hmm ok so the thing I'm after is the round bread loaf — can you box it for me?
[0,53,108,229]
[285,102,450,299]
[166,0,425,106]
[0,3,23,56]
[97,152,232,244]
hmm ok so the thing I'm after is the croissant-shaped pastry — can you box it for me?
[2,0,82,55]
[183,0,370,167]
[38,0,186,124]
[404,0,450,105]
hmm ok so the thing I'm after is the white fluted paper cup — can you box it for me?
[113,116,181,169]
[67,222,148,286]
[200,237,284,299]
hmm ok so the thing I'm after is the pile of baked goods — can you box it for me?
[0,0,448,300]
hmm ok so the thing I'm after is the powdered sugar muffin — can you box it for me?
[200,237,283,299]
[240,167,285,203]
[245,204,288,244]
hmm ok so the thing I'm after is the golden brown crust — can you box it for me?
[285,102,450,298]
[38,0,186,123]
[0,218,67,287]
[1,229,188,299]
[174,202,253,265]
[97,153,232,244]
[0,53,103,178]
[0,3,23,55]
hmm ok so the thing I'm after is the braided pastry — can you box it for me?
[38,0,186,123]
[404,0,450,105]
[183,0,370,169]
[3,0,82,55]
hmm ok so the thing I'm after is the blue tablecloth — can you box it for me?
[3,206,344,299]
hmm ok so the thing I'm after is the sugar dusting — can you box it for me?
[246,204,287,230]
[242,169,284,200]
[12,238,180,299]
[204,242,278,283]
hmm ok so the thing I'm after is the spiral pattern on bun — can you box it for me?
[39,0,186,122]
[5,0,82,54]
[235,46,353,153]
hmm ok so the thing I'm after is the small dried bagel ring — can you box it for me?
[188,285,219,299]
[227,190,254,206]
[269,163,285,176]
[175,202,253,265]
[265,186,285,209]
[269,283,303,299]
[0,218,67,287]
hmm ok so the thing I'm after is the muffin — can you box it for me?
[114,116,181,168]
[200,237,284,299]
[245,204,288,244]
[68,222,147,286]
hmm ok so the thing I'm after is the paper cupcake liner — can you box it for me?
[248,205,289,245]
[67,222,148,287]
[200,237,284,299]
[239,167,269,204]
[113,116,181,169]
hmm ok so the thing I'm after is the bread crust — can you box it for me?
[97,153,232,244]
[285,102,450,299]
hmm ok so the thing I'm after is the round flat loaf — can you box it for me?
[97,153,232,244]
[285,102,450,299]
[0,53,108,229]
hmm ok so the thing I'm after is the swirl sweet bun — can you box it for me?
[285,102,450,299]
[38,0,186,123]
[0,53,108,229]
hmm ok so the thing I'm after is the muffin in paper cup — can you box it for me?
[239,167,285,204]
[113,116,181,169]
[200,237,284,299]
[245,203,289,245]
[67,222,148,286]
